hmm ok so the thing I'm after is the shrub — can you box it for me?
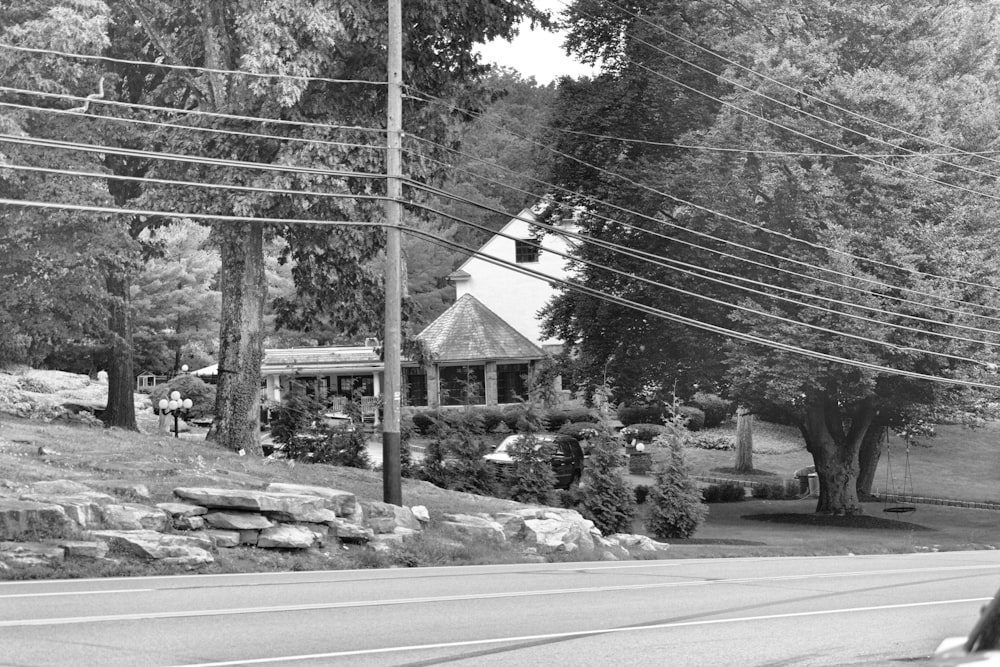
[545,408,597,430]
[645,424,708,539]
[634,484,650,505]
[753,481,793,500]
[502,433,557,505]
[558,421,603,441]
[702,482,746,503]
[676,405,705,431]
[149,374,216,420]
[500,403,548,433]
[618,404,666,426]
[282,426,371,469]
[269,394,324,446]
[579,433,636,535]
[480,408,505,433]
[411,410,439,435]
[688,433,735,451]
[415,423,496,496]
[621,423,668,443]
[691,392,732,429]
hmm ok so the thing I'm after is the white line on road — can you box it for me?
[2,562,997,627]
[169,596,994,666]
[0,588,153,599]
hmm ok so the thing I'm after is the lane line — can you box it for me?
[169,596,995,666]
[0,589,153,599]
[2,563,997,627]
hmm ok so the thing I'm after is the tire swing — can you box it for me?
[883,430,916,514]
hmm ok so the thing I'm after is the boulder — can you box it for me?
[19,492,114,529]
[410,505,430,523]
[203,511,274,531]
[100,503,169,532]
[297,523,330,547]
[89,530,214,566]
[265,483,363,521]
[173,516,206,531]
[327,517,374,544]
[440,513,506,543]
[362,501,421,534]
[518,510,597,554]
[257,524,315,549]
[49,540,109,560]
[0,499,72,541]
[172,487,328,517]
[606,534,670,553]
[263,506,339,524]
[157,502,208,518]
[0,541,65,568]
[206,529,240,548]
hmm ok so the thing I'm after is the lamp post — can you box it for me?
[158,390,193,438]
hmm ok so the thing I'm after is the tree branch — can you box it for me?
[121,0,205,105]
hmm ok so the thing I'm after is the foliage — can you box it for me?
[148,374,216,421]
[558,421,603,441]
[269,394,324,446]
[579,433,636,535]
[691,392,732,429]
[634,484,650,505]
[687,433,735,451]
[677,406,705,432]
[502,433,557,506]
[621,423,668,443]
[701,483,746,503]
[414,420,496,496]
[645,424,708,540]
[617,405,666,426]
[500,402,548,433]
[753,482,795,501]
[409,407,503,436]
[282,427,371,469]
[544,407,598,430]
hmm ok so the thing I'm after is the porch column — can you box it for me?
[426,364,440,408]
[485,361,498,406]
[265,375,280,402]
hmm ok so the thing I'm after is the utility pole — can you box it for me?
[382,0,403,505]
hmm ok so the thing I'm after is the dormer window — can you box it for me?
[515,239,539,263]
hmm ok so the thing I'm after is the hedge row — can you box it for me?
[408,405,599,436]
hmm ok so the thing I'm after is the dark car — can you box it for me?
[483,433,585,489]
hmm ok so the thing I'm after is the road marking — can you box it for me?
[169,596,995,666]
[0,588,152,599]
[1,562,996,627]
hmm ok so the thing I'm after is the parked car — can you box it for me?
[484,434,585,489]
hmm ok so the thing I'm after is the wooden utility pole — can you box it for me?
[382,0,403,504]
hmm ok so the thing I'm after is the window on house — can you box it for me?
[515,239,540,263]
[439,365,486,406]
[403,367,428,407]
[337,375,374,397]
[497,363,529,404]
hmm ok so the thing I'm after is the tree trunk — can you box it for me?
[802,396,875,515]
[101,271,138,430]
[734,406,753,473]
[208,221,265,455]
[856,423,886,500]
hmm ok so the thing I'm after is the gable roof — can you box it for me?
[417,294,546,362]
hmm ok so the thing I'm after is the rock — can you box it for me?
[89,530,214,566]
[440,513,506,543]
[0,499,72,541]
[27,480,94,495]
[173,487,328,519]
[297,523,329,547]
[0,541,65,568]
[174,516,206,531]
[263,506,339,524]
[327,518,374,544]
[203,511,274,531]
[264,483,363,521]
[237,530,260,545]
[362,501,421,534]
[206,529,240,548]
[519,510,597,554]
[156,502,208,518]
[101,482,152,503]
[49,540,109,560]
[19,492,115,529]
[410,505,430,523]
[493,512,527,540]
[100,503,169,532]
[607,534,670,553]
[257,524,315,549]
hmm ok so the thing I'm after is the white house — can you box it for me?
[447,205,577,355]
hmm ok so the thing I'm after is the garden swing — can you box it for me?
[883,430,916,514]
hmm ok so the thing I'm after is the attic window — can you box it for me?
[515,239,539,263]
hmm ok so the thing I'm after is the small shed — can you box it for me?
[135,370,165,393]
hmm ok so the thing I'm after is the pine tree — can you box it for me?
[646,422,707,540]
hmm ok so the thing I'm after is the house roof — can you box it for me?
[417,294,546,362]
[260,346,382,376]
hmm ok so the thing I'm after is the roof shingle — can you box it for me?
[417,294,546,362]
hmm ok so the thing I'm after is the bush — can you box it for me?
[545,408,597,431]
[502,433,557,505]
[753,482,793,500]
[621,423,668,443]
[617,404,666,426]
[500,403,548,433]
[411,410,439,435]
[702,482,746,503]
[579,433,636,535]
[688,433,735,451]
[415,423,497,496]
[558,421,603,441]
[645,425,708,539]
[676,405,705,431]
[283,426,371,469]
[634,484,650,505]
[691,392,732,428]
[149,374,216,420]
[269,394,324,446]
[480,408,505,433]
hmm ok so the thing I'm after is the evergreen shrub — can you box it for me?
[646,425,708,539]
[579,433,636,535]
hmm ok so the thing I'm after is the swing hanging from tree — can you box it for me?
[882,429,916,514]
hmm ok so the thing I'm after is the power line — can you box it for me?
[0,42,387,87]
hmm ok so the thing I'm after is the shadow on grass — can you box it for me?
[741,512,935,531]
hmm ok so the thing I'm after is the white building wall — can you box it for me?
[453,210,575,348]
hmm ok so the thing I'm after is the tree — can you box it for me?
[734,407,753,473]
[546,0,1000,514]
[111,0,544,455]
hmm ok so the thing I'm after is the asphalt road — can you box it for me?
[2,551,999,666]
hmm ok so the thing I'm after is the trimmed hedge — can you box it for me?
[621,423,668,443]
[544,408,598,430]
[558,421,603,440]
[691,392,732,428]
[618,404,666,426]
[701,482,746,503]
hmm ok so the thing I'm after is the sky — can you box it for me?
[475,0,599,84]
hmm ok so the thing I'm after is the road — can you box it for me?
[2,551,999,666]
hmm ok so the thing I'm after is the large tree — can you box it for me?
[546,0,1000,513]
